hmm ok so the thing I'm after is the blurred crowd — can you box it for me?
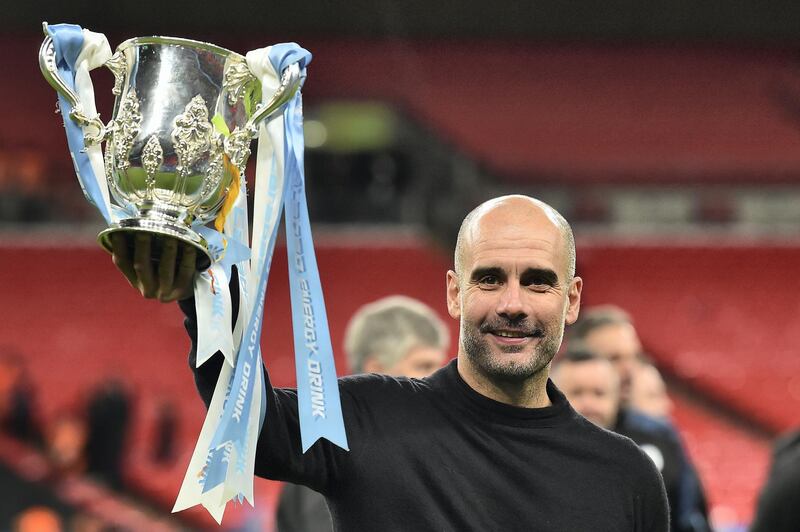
[0,347,180,531]
[0,348,136,487]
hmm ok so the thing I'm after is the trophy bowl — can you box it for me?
[40,27,301,269]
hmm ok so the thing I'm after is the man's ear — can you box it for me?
[565,276,583,325]
[446,270,461,319]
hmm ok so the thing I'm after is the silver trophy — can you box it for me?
[39,23,301,269]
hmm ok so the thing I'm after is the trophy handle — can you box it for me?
[244,63,302,134]
[39,22,107,145]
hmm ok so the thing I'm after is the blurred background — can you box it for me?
[2,1,800,530]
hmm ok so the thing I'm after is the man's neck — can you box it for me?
[456,356,552,408]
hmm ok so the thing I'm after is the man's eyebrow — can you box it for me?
[521,268,559,285]
[469,267,504,282]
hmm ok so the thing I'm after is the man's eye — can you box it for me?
[526,277,553,290]
[479,275,499,286]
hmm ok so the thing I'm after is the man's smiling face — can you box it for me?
[447,197,582,384]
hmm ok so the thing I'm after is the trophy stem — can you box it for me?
[98,204,213,270]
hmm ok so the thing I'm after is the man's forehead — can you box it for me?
[455,195,574,276]
[465,215,565,269]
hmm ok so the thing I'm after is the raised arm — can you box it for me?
[110,233,351,493]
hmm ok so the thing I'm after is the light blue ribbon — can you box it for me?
[195,226,251,277]
[201,44,348,494]
[273,45,349,453]
[46,24,112,224]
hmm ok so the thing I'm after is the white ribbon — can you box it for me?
[73,29,115,220]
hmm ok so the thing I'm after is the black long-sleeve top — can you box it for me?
[180,297,669,532]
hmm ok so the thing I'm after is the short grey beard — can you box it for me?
[461,322,562,383]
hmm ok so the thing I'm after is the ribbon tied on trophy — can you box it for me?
[39,22,348,522]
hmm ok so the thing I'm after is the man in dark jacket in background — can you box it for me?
[565,307,711,532]
[750,429,800,532]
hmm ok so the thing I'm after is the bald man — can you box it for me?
[112,195,669,531]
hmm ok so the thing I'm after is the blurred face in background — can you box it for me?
[363,345,446,379]
[555,359,621,429]
[630,364,673,419]
[581,322,642,403]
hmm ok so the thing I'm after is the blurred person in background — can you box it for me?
[343,295,450,379]
[566,309,710,532]
[276,295,450,532]
[151,398,179,465]
[84,379,131,490]
[750,429,800,532]
[566,305,642,403]
[0,348,43,447]
[551,347,621,430]
[45,411,87,479]
[631,359,674,420]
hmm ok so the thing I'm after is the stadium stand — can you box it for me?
[670,392,771,525]
[579,242,800,433]
[6,37,800,186]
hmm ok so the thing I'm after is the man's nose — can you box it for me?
[497,281,527,319]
